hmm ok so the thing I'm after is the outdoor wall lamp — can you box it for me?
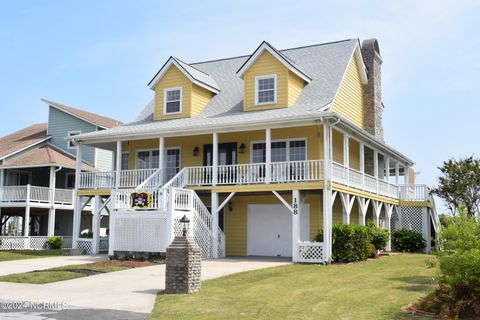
[193,146,199,157]
[180,214,190,236]
[228,201,233,211]
[239,143,245,154]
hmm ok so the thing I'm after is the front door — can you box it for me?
[203,143,237,184]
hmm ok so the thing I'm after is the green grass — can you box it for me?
[0,249,64,262]
[151,254,437,320]
[0,262,131,284]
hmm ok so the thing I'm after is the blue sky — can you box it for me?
[0,1,479,203]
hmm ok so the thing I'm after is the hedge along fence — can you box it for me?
[315,224,389,263]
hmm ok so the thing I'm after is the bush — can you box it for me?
[315,224,371,262]
[367,223,390,250]
[416,213,480,318]
[46,236,62,250]
[392,229,425,252]
[80,232,93,239]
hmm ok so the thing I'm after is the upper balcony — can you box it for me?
[0,185,76,208]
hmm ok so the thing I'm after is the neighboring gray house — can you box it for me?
[0,99,120,240]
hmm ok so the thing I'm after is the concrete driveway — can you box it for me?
[0,256,290,319]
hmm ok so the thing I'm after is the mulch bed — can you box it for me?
[95,260,158,268]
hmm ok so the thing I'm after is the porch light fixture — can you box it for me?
[239,143,245,154]
[228,201,233,211]
[193,146,199,157]
[180,214,190,236]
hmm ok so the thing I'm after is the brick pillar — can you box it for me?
[165,236,201,294]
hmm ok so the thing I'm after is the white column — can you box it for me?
[292,189,301,262]
[115,141,122,189]
[159,137,165,185]
[47,166,56,236]
[373,150,379,178]
[395,162,400,184]
[265,128,271,183]
[24,205,31,236]
[211,192,219,258]
[0,169,4,187]
[72,144,83,249]
[404,166,409,185]
[359,142,365,190]
[322,124,332,263]
[212,133,218,186]
[343,134,349,185]
[92,195,101,254]
[385,157,390,182]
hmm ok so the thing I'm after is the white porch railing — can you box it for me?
[297,241,324,263]
[398,184,430,201]
[111,188,167,211]
[0,185,74,206]
[79,169,158,189]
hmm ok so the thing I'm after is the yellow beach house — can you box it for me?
[71,38,439,263]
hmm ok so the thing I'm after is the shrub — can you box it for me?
[315,224,371,262]
[416,213,480,318]
[392,229,425,252]
[80,232,93,239]
[46,236,62,250]
[366,223,390,250]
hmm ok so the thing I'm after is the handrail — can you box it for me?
[136,168,164,189]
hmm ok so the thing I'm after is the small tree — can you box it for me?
[432,156,480,217]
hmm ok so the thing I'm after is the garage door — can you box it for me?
[247,204,310,257]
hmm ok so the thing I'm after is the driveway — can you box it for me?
[0,256,290,319]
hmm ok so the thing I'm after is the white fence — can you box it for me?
[0,236,73,250]
[297,241,324,263]
[79,169,160,189]
[0,185,74,205]
[398,184,430,201]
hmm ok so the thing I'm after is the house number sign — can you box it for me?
[292,198,298,215]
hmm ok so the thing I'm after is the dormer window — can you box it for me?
[255,75,277,105]
[164,87,182,114]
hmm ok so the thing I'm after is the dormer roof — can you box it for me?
[236,41,312,83]
[148,56,220,94]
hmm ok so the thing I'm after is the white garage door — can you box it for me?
[247,204,310,257]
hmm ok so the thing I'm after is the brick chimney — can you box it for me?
[361,39,384,142]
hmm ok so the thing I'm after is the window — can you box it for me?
[66,173,75,189]
[163,87,182,114]
[7,170,31,186]
[136,150,159,169]
[255,75,277,105]
[251,139,306,163]
[121,152,129,170]
[67,130,81,149]
[165,148,181,180]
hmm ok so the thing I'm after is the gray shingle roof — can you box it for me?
[77,39,358,141]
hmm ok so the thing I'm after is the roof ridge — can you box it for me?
[0,123,47,140]
[190,38,356,65]
[173,56,213,77]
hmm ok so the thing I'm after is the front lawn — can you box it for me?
[0,249,64,262]
[152,254,436,320]
[0,260,156,284]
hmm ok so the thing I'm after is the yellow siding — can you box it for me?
[287,71,304,105]
[332,56,365,129]
[244,51,289,111]
[154,65,192,120]
[191,84,213,116]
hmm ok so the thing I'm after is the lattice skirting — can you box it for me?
[392,206,429,252]
[297,242,324,263]
[0,236,73,251]
[77,239,93,254]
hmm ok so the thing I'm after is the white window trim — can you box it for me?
[135,148,161,169]
[163,87,183,115]
[250,138,308,163]
[254,74,277,106]
[67,130,81,149]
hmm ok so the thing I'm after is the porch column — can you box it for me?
[159,137,165,185]
[47,165,56,236]
[211,192,219,258]
[292,189,301,262]
[23,205,31,237]
[92,195,102,254]
[72,144,83,249]
[212,133,218,186]
[404,166,409,185]
[395,162,400,184]
[343,133,349,185]
[265,128,271,183]
[115,141,122,189]
[385,157,390,182]
[0,169,4,187]
[359,142,365,189]
[322,124,333,263]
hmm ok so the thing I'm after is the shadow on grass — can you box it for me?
[390,276,435,292]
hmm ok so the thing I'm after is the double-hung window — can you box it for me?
[255,75,277,105]
[251,139,306,163]
[163,87,182,114]
[136,150,159,169]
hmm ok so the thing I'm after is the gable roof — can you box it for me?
[0,144,95,171]
[0,123,49,160]
[236,41,312,83]
[148,56,220,94]
[76,39,359,142]
[41,99,122,129]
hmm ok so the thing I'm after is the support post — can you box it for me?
[265,128,271,183]
[92,195,102,254]
[212,133,218,186]
[395,162,400,185]
[292,189,301,262]
[72,144,83,249]
[359,142,365,189]
[322,124,332,263]
[48,166,56,236]
[374,150,379,194]
[343,133,349,184]
[159,137,165,177]
[211,192,219,258]
[385,157,390,182]
[24,205,30,237]
[115,141,122,189]
[0,169,4,187]
[404,166,409,185]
